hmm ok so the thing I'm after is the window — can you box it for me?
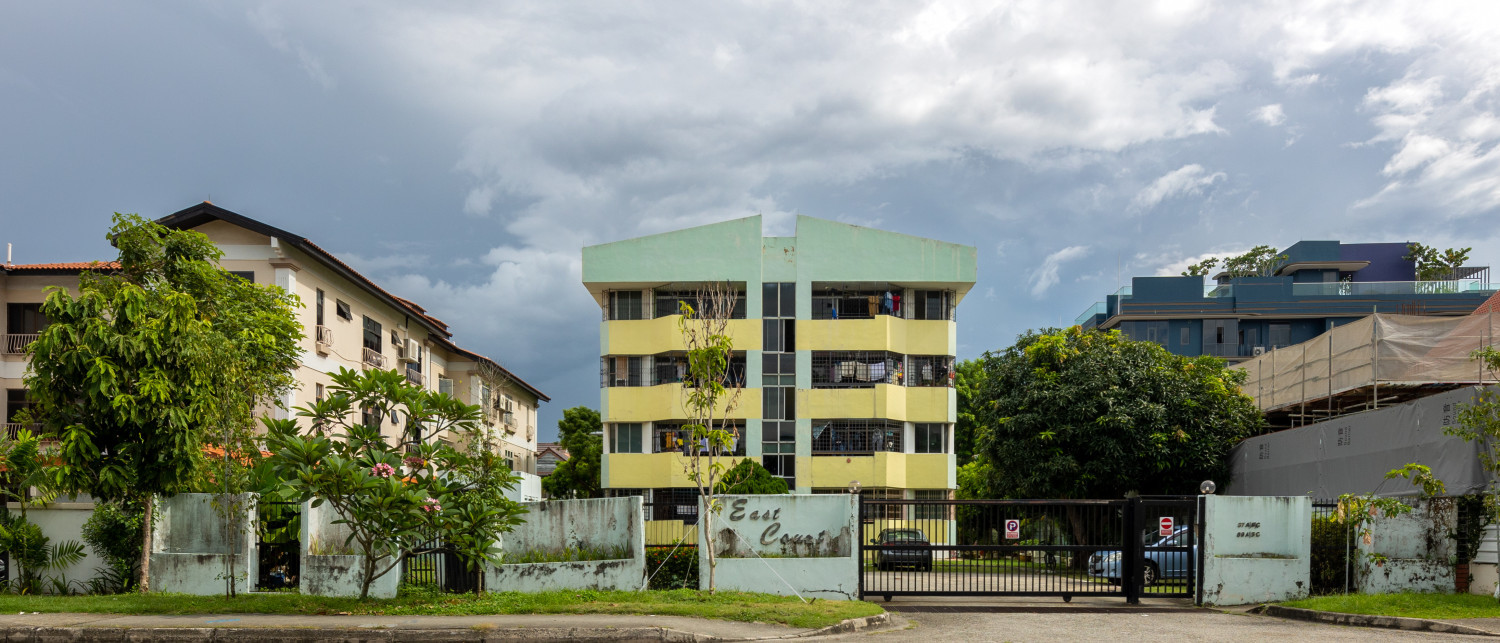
[1180,327,1190,346]
[761,319,795,353]
[390,330,400,348]
[1269,323,1292,348]
[914,490,950,520]
[6,303,48,334]
[653,289,746,319]
[335,299,352,321]
[609,291,643,321]
[602,356,650,387]
[361,405,383,429]
[480,381,492,412]
[316,289,325,326]
[860,488,904,520]
[227,270,255,283]
[761,421,796,489]
[438,377,454,397]
[915,423,948,453]
[314,383,325,403]
[362,316,382,353]
[762,282,795,318]
[6,389,35,424]
[914,290,952,321]
[611,423,643,453]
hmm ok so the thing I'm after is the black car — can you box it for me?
[871,528,932,571]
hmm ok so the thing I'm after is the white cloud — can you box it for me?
[1129,164,1227,213]
[1029,245,1090,297]
[1252,104,1286,126]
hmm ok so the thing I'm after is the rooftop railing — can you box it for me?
[1291,280,1500,297]
[1073,302,1107,325]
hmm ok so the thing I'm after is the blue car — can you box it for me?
[1087,528,1195,586]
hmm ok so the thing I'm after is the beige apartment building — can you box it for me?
[2,203,547,498]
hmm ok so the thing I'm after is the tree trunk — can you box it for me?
[1065,505,1091,571]
[704,503,716,593]
[138,495,154,593]
[359,550,374,600]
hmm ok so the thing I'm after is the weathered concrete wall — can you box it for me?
[6,502,104,593]
[1201,495,1311,606]
[486,496,644,592]
[299,500,398,598]
[700,494,859,600]
[150,493,257,595]
[1356,498,1456,594]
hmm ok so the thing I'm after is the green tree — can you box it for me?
[1180,257,1219,277]
[23,213,302,592]
[0,428,61,522]
[716,458,788,495]
[676,283,744,593]
[542,406,603,499]
[976,326,1262,500]
[1220,245,1287,278]
[1405,242,1473,281]
[264,367,526,600]
[954,358,986,466]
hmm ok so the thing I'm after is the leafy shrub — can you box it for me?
[81,500,144,594]
[645,546,699,590]
[1310,514,1351,595]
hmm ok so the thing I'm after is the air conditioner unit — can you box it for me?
[1252,346,1266,356]
[399,338,421,362]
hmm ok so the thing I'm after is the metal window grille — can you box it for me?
[652,290,747,319]
[811,419,903,454]
[906,355,954,387]
[811,351,902,388]
[811,287,902,320]
[652,423,746,456]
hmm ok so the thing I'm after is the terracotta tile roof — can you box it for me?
[1475,290,1500,316]
[4,261,120,272]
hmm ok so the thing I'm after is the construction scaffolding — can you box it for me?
[1232,313,1500,430]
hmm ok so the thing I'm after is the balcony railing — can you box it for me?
[4,423,41,440]
[652,426,745,456]
[1073,302,1106,325]
[362,347,386,369]
[1291,280,1500,297]
[405,368,424,387]
[3,334,39,355]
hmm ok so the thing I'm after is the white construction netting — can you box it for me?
[1232,313,1500,411]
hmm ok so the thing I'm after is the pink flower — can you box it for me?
[370,463,396,478]
[403,456,426,469]
[422,497,442,513]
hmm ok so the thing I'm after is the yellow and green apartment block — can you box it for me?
[581,215,976,545]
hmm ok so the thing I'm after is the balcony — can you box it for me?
[811,420,903,455]
[1074,302,1106,326]
[651,425,745,456]
[4,423,40,439]
[1290,280,1500,297]
[404,368,425,387]
[3,334,38,355]
[315,325,333,354]
[362,347,386,370]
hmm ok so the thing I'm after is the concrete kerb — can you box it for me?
[0,613,894,642]
[1252,604,1500,637]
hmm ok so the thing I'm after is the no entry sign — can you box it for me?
[1159,516,1174,538]
[1005,519,1021,539]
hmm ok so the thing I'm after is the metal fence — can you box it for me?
[403,539,482,593]
[1309,495,1490,595]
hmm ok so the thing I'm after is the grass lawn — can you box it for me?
[0,589,882,630]
[1282,593,1500,620]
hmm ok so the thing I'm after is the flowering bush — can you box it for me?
[265,367,526,599]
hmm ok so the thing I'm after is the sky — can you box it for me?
[4,1,1500,441]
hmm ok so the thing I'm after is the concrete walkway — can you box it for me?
[0,611,892,641]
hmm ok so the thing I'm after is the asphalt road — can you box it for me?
[822,608,1478,642]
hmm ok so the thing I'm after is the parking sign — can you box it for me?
[1159,516,1174,537]
[1005,519,1021,539]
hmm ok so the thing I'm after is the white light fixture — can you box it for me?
[1199,480,1217,495]
[849,480,861,494]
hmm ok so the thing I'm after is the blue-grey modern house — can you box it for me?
[1075,240,1497,361]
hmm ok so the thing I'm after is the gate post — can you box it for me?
[1123,497,1141,604]
[856,494,864,600]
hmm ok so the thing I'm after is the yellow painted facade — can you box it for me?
[603,317,762,355]
[607,453,754,488]
[604,384,759,422]
[805,453,950,489]
[796,318,955,355]
[801,385,949,423]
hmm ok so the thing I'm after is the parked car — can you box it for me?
[1088,527,1195,586]
[871,528,933,571]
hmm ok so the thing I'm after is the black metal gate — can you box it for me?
[256,501,301,591]
[403,539,482,593]
[859,496,1200,603]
